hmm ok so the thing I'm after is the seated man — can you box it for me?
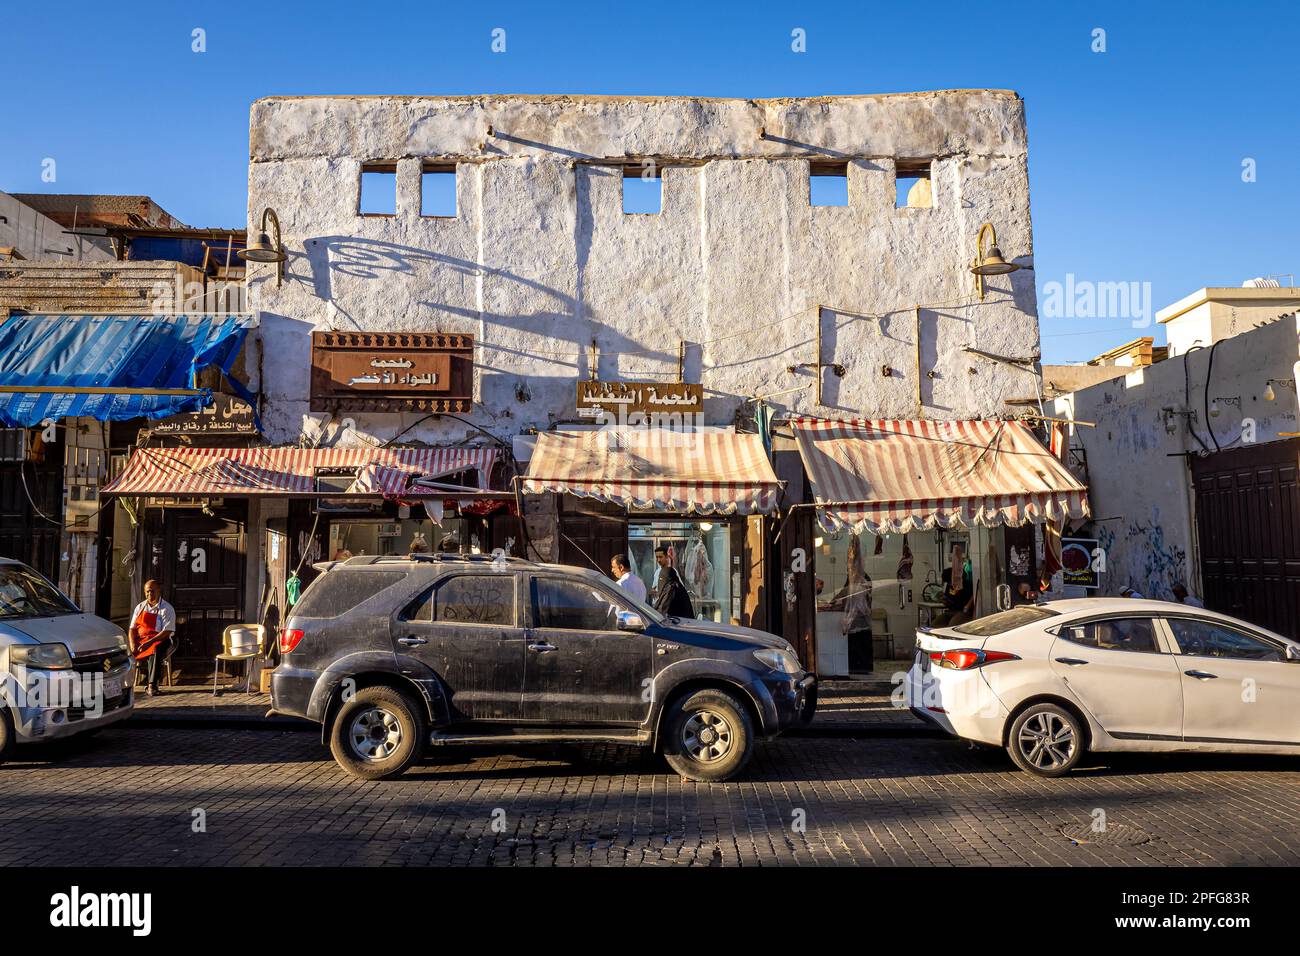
[129,579,176,697]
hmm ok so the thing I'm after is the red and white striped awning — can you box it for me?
[523,429,782,515]
[791,417,1089,534]
[102,446,498,498]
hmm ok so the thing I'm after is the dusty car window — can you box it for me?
[293,570,407,619]
[532,577,622,631]
[410,575,516,626]
[1167,618,1282,662]
[951,606,1057,637]
[1058,618,1159,654]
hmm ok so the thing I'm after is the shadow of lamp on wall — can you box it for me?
[238,207,288,287]
[969,222,1021,301]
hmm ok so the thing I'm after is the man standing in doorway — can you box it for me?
[651,544,695,619]
[129,579,175,697]
[610,554,647,604]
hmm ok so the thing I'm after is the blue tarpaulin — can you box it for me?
[0,314,258,428]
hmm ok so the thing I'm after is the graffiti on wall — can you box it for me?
[1100,507,1187,600]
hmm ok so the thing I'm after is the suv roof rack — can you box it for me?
[339,553,531,567]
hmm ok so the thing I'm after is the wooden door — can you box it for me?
[1192,438,1300,638]
[145,504,248,666]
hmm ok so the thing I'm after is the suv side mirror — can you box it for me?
[616,610,645,632]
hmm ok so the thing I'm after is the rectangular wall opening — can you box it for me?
[421,163,457,218]
[895,160,933,208]
[809,161,849,207]
[359,163,397,216]
[622,165,662,214]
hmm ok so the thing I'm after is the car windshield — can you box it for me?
[951,606,1058,637]
[0,566,79,619]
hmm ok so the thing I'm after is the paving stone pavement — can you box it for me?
[3,726,1298,867]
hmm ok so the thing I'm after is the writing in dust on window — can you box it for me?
[438,577,512,625]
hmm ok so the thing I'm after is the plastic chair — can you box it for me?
[871,607,896,660]
[213,624,266,696]
[133,640,176,690]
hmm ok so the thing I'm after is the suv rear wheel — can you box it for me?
[662,688,754,783]
[329,686,425,780]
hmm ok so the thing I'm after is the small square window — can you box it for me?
[896,161,932,208]
[359,164,397,216]
[622,165,662,214]
[809,162,848,207]
[422,163,457,217]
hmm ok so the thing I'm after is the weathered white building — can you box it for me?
[1051,298,1300,638]
[244,91,1041,444]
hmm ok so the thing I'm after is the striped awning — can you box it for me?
[791,418,1089,534]
[102,446,497,498]
[522,429,782,515]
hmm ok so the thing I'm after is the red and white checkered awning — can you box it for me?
[791,417,1089,534]
[102,446,497,497]
[523,429,782,515]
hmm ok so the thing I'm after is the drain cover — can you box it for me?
[1060,822,1151,847]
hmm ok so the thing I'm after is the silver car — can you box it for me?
[0,558,134,758]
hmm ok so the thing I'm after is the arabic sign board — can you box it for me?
[151,395,258,436]
[311,332,473,413]
[1060,537,1100,589]
[575,380,704,416]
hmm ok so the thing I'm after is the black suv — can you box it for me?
[271,554,816,782]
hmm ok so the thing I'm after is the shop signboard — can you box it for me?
[576,380,703,418]
[1060,536,1101,589]
[151,394,259,437]
[311,332,473,413]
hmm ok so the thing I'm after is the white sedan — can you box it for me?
[905,598,1300,776]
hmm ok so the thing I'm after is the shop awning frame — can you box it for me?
[102,445,500,499]
[521,428,784,516]
[790,416,1089,535]
[0,313,258,428]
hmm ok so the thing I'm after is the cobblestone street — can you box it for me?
[5,724,1298,867]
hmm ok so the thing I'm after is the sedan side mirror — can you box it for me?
[616,610,646,632]
[1286,644,1300,662]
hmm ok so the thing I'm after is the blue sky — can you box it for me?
[4,0,1296,363]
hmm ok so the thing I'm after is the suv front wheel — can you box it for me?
[661,688,754,783]
[329,685,425,780]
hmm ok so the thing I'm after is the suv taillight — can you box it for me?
[280,628,304,654]
[929,648,1019,670]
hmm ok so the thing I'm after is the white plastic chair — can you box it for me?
[213,624,266,696]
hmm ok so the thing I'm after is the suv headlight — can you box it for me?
[11,643,74,670]
[754,647,801,674]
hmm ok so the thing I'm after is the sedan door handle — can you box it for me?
[1184,669,1219,680]
[1054,657,1089,666]
[397,636,428,647]
[528,642,557,653]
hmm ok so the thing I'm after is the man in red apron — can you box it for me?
[129,579,176,696]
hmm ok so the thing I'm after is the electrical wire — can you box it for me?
[19,461,63,527]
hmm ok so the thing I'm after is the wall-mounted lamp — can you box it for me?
[969,222,1021,301]
[237,206,288,286]
[1264,379,1296,402]
[1209,396,1241,417]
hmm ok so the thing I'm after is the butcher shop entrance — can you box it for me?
[628,518,738,625]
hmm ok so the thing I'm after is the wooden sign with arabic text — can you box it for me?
[311,331,473,413]
[576,380,703,417]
